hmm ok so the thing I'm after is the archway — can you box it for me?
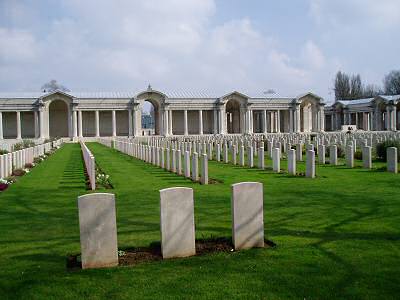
[226,99,241,134]
[49,100,69,137]
[300,99,318,132]
[141,100,159,135]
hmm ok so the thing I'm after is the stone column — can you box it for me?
[78,110,83,137]
[391,106,397,131]
[320,107,325,131]
[128,110,132,137]
[95,110,100,137]
[249,110,253,134]
[112,110,116,137]
[296,106,301,133]
[0,112,3,139]
[39,110,45,139]
[265,110,270,133]
[16,111,22,139]
[72,110,78,138]
[169,110,173,135]
[184,110,188,136]
[276,110,280,133]
[33,111,39,138]
[213,109,218,134]
[199,110,203,135]
[330,114,335,131]
[289,109,293,133]
[262,110,267,133]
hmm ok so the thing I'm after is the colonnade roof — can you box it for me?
[331,94,400,109]
[0,89,326,103]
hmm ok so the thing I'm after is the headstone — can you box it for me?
[201,154,208,185]
[330,145,338,166]
[306,150,315,178]
[192,152,199,181]
[77,193,118,269]
[223,143,228,163]
[160,187,196,259]
[318,144,325,164]
[184,151,190,178]
[387,147,398,173]
[362,146,372,169]
[288,149,296,175]
[258,147,264,169]
[232,144,237,165]
[247,146,253,168]
[296,143,303,161]
[231,182,264,250]
[177,150,182,175]
[216,144,221,162]
[239,145,245,166]
[272,148,280,172]
[346,145,354,168]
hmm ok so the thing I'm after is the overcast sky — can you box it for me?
[1,0,399,103]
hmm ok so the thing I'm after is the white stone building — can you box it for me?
[324,95,400,131]
[0,87,326,140]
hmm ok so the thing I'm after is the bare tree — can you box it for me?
[334,71,350,101]
[41,80,70,93]
[383,70,400,95]
[363,84,382,98]
[349,74,363,99]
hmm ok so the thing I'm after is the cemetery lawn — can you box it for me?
[0,142,399,299]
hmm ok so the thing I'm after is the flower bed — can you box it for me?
[0,145,61,192]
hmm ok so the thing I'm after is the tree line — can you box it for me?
[334,70,400,101]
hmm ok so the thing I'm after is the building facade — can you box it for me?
[0,87,326,139]
[324,95,400,131]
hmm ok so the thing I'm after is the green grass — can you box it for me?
[0,142,399,299]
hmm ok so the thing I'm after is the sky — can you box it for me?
[1,0,399,103]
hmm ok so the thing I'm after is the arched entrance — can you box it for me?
[141,99,159,135]
[226,99,241,134]
[300,99,318,132]
[49,100,69,137]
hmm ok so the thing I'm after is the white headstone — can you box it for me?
[387,147,398,173]
[231,182,264,250]
[77,193,118,269]
[160,187,196,259]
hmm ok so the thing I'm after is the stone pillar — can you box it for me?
[34,111,39,138]
[112,110,116,137]
[331,114,335,131]
[320,107,325,131]
[391,106,397,131]
[262,110,267,133]
[169,110,173,135]
[198,110,203,135]
[95,110,100,137]
[0,112,3,139]
[184,110,188,136]
[72,110,78,138]
[128,110,132,137]
[213,109,218,134]
[39,110,45,139]
[296,106,301,133]
[289,109,294,133]
[276,110,280,133]
[78,110,83,137]
[16,111,22,139]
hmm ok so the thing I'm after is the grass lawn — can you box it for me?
[0,142,399,299]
